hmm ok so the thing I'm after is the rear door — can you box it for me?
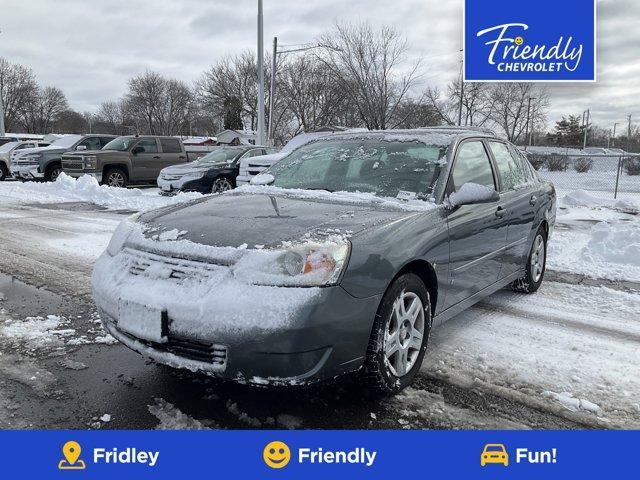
[133,137,161,181]
[486,140,537,278]
[159,138,187,170]
[443,139,508,309]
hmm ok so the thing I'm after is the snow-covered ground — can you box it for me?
[0,176,639,428]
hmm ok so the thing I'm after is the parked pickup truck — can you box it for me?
[11,134,116,182]
[0,140,50,181]
[62,135,189,187]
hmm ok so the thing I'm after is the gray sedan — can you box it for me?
[93,128,556,395]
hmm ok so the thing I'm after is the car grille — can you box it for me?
[62,156,84,170]
[161,174,183,181]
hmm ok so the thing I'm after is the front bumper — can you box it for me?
[157,176,207,195]
[66,170,103,182]
[11,164,44,180]
[92,250,380,385]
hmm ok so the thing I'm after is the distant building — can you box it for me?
[182,136,217,146]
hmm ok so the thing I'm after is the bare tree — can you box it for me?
[316,22,421,130]
[0,58,38,132]
[489,83,549,142]
[425,78,494,127]
[20,86,68,133]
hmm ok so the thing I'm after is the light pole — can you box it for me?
[612,122,618,147]
[524,96,536,149]
[256,0,266,146]
[582,109,590,149]
[267,37,277,146]
[0,29,5,136]
[457,49,464,126]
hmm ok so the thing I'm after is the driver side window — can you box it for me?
[450,141,496,192]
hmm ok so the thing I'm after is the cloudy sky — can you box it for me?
[1,0,637,130]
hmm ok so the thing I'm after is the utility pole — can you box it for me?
[612,122,618,147]
[582,109,590,149]
[0,29,5,137]
[256,0,266,146]
[628,114,632,139]
[524,97,536,149]
[267,36,278,146]
[457,50,464,126]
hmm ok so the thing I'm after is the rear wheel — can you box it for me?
[363,273,431,396]
[44,164,62,182]
[511,227,547,293]
[104,167,128,188]
[0,163,8,181]
[211,176,233,193]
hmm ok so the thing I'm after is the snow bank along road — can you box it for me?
[0,178,639,429]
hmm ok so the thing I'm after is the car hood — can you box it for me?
[138,192,422,248]
[64,150,122,157]
[162,161,231,174]
[14,146,67,157]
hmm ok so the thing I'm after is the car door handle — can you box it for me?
[529,195,538,206]
[178,156,186,160]
[153,156,161,159]
[495,206,506,218]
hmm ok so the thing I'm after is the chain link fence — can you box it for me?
[520,146,640,200]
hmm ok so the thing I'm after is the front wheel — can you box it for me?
[363,273,431,396]
[511,228,547,293]
[0,163,8,181]
[211,176,233,193]
[45,164,62,182]
[104,167,128,188]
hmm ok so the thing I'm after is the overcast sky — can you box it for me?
[1,0,637,131]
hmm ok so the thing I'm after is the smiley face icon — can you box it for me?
[263,441,291,469]
[514,36,524,46]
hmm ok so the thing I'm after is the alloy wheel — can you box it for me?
[384,291,425,377]
[107,172,125,187]
[212,178,232,193]
[530,234,545,283]
[50,168,62,182]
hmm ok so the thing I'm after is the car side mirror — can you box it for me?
[448,183,500,207]
[76,145,87,151]
[132,146,143,155]
[250,173,275,186]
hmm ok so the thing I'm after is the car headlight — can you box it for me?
[233,241,351,286]
[84,156,97,169]
[183,171,205,180]
[106,213,140,256]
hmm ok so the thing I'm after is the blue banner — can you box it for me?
[464,0,596,81]
[1,430,637,479]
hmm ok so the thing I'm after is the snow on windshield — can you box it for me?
[0,142,20,153]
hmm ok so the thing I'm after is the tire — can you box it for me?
[104,167,128,188]
[0,163,8,182]
[44,164,62,182]
[211,176,234,193]
[511,227,547,294]
[363,273,432,396]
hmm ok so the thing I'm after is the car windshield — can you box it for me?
[102,137,137,151]
[0,142,20,153]
[195,148,244,164]
[485,446,504,452]
[269,138,447,199]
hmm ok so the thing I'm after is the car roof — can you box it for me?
[303,126,498,144]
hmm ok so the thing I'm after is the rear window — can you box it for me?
[160,138,182,153]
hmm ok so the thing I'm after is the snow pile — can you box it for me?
[232,185,437,212]
[582,222,640,266]
[0,173,202,212]
[148,398,207,430]
[561,189,639,213]
[0,315,74,349]
[543,391,601,413]
[448,182,495,206]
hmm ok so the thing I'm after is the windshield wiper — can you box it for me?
[305,187,335,193]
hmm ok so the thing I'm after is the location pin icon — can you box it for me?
[63,441,82,465]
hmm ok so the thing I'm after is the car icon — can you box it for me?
[481,444,509,467]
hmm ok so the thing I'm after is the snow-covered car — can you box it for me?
[158,146,277,195]
[0,140,50,181]
[93,127,556,395]
[236,132,338,185]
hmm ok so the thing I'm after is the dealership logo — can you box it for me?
[464,0,595,81]
[477,23,583,74]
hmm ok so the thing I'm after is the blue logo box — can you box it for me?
[464,0,596,82]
